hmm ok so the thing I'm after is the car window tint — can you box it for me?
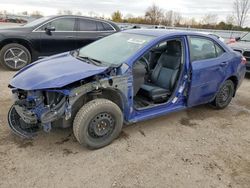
[96,21,105,31]
[102,22,114,31]
[79,19,97,31]
[43,18,75,31]
[189,37,217,62]
[215,43,225,57]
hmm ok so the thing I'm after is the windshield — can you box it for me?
[23,16,51,27]
[241,32,250,41]
[78,32,155,66]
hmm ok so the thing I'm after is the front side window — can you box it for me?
[38,18,75,31]
[189,37,224,62]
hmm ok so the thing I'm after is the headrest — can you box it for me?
[157,53,181,70]
[166,40,181,55]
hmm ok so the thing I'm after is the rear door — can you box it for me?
[38,17,77,56]
[76,18,116,48]
[187,36,230,107]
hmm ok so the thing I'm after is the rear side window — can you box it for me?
[215,44,225,57]
[102,23,114,31]
[96,21,115,31]
[189,37,225,62]
[39,18,75,31]
[79,19,97,31]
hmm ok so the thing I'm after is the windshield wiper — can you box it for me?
[78,56,102,66]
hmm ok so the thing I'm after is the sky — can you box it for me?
[0,0,235,22]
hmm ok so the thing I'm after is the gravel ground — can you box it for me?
[0,67,250,188]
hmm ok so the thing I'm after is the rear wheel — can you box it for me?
[0,43,31,70]
[211,80,235,109]
[73,99,123,149]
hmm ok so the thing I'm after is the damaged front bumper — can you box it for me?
[11,90,72,133]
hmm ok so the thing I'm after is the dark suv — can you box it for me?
[0,15,120,70]
[229,32,250,73]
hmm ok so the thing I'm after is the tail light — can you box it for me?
[241,56,247,64]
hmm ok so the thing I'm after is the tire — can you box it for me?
[211,80,235,109]
[0,43,31,71]
[8,105,39,138]
[73,99,123,149]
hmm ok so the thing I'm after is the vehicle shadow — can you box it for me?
[245,73,250,79]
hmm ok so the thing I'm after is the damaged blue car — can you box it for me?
[8,30,246,149]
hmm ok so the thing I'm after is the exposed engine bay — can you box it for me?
[8,69,129,138]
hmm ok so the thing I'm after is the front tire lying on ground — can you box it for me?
[211,80,235,109]
[73,99,123,149]
[8,105,39,138]
[0,43,31,70]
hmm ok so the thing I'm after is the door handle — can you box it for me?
[66,36,74,39]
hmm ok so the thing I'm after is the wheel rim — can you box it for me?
[8,106,39,138]
[217,84,232,105]
[88,112,115,139]
[4,47,28,69]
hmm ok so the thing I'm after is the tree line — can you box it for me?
[1,0,250,31]
[111,0,250,31]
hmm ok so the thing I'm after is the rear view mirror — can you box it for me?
[235,37,241,41]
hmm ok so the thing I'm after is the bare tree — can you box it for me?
[75,11,82,16]
[164,10,173,26]
[202,14,218,25]
[57,9,73,15]
[145,4,164,24]
[226,14,235,25]
[233,0,250,27]
[162,11,182,26]
[30,11,43,18]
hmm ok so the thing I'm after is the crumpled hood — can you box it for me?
[229,41,250,50]
[10,52,109,90]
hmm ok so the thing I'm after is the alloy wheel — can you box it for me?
[4,47,28,69]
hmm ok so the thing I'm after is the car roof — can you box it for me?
[48,15,117,25]
[122,29,213,38]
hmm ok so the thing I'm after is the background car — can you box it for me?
[229,32,250,73]
[0,15,120,70]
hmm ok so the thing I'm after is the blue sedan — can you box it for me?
[8,29,246,149]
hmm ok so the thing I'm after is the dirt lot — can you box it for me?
[0,68,249,188]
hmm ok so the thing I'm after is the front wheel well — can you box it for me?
[82,89,125,112]
[0,39,32,57]
[96,89,124,111]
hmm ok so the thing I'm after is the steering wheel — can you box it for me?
[140,56,150,73]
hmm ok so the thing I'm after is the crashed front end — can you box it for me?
[8,72,130,138]
[9,89,73,138]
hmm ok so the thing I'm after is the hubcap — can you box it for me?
[4,47,28,69]
[218,84,232,105]
[88,113,115,138]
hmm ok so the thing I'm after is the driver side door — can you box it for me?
[36,17,77,57]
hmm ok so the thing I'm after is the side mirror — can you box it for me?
[45,26,55,35]
[235,37,241,41]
